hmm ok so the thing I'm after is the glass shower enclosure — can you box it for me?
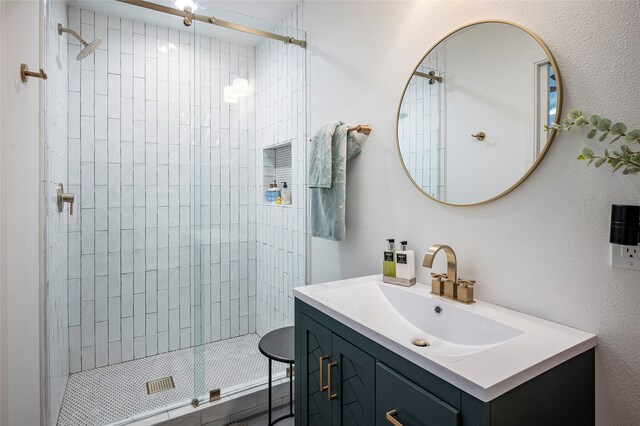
[43,0,307,424]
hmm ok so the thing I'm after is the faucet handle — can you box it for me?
[56,183,76,215]
[430,273,447,296]
[456,279,476,304]
[457,278,475,287]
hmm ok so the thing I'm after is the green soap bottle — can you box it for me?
[383,239,397,278]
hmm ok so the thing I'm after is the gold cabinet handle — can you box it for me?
[319,355,329,392]
[386,409,403,426]
[327,361,338,400]
[20,64,47,83]
[471,132,486,141]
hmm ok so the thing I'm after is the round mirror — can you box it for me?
[397,20,562,206]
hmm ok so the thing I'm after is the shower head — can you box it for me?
[77,38,103,60]
[58,23,103,61]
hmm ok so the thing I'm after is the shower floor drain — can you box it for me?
[146,376,175,394]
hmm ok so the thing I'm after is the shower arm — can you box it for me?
[58,24,89,47]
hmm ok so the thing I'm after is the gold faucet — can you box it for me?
[423,244,475,304]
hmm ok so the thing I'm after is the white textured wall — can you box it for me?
[0,1,42,425]
[308,1,640,424]
[45,0,69,423]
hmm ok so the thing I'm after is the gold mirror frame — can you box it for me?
[396,20,563,207]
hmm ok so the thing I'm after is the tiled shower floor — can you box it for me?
[57,334,287,425]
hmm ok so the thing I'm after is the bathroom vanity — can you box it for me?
[293,276,596,425]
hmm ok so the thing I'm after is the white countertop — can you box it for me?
[293,275,597,402]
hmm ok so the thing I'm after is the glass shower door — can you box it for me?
[189,0,309,409]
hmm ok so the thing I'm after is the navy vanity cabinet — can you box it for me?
[376,362,460,426]
[297,312,376,425]
[298,312,333,425]
[295,298,594,426]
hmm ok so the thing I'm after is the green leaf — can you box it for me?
[611,122,627,135]
[599,131,610,142]
[609,134,623,144]
[581,148,595,159]
[568,108,582,119]
[621,144,630,153]
[589,115,601,127]
[624,129,640,141]
[597,118,612,132]
[631,154,640,164]
[562,118,572,131]
[610,158,621,168]
[574,116,588,126]
[595,157,607,167]
[587,128,598,139]
[622,165,640,175]
[613,161,625,172]
[604,147,610,157]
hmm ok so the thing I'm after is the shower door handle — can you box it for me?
[57,183,75,215]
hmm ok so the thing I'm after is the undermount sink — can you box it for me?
[312,278,523,359]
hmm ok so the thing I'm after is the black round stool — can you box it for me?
[258,326,294,425]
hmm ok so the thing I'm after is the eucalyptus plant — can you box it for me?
[544,108,640,175]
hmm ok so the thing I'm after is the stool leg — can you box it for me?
[289,363,293,416]
[268,359,273,425]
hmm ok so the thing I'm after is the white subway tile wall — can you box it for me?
[255,5,307,336]
[397,47,445,199]
[45,1,70,423]
[64,7,256,372]
[66,5,306,373]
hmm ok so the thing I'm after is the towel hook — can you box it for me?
[20,63,47,83]
[347,124,372,135]
[471,132,486,141]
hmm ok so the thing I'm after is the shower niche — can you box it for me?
[262,141,293,206]
[43,0,307,424]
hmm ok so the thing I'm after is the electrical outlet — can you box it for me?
[622,245,639,259]
[610,244,640,271]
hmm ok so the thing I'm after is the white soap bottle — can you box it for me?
[395,240,416,286]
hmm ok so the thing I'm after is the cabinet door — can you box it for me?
[331,334,376,425]
[376,363,460,426]
[298,313,333,426]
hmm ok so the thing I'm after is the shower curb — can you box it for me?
[122,375,293,425]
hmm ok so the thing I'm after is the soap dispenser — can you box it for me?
[394,241,416,286]
[382,239,397,281]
